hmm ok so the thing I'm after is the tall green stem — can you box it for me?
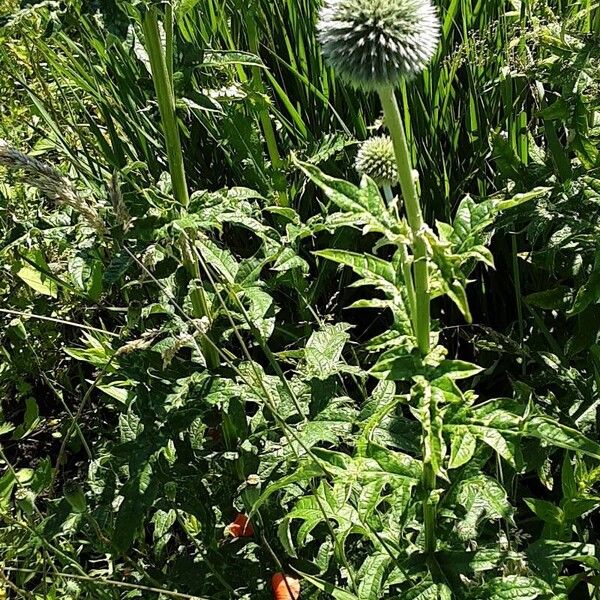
[142,7,219,370]
[379,86,430,356]
[142,8,189,208]
[245,7,289,208]
[383,184,417,334]
[379,86,435,555]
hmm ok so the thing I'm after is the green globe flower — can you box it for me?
[355,136,398,187]
[317,0,440,90]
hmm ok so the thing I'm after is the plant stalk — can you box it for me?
[379,86,430,356]
[383,184,418,334]
[245,7,289,207]
[143,7,219,370]
[142,7,189,208]
[379,86,435,555]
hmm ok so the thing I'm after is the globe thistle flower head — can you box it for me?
[355,135,398,187]
[317,0,440,90]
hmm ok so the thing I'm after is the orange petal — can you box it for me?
[271,573,300,600]
[224,513,254,538]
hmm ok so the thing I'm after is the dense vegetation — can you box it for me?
[1,0,599,598]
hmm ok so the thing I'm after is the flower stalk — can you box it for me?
[379,86,430,356]
[142,6,219,370]
[245,7,289,208]
[317,0,441,556]
[380,85,435,555]
[383,184,418,334]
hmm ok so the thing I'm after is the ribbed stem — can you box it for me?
[142,8,189,208]
[383,184,418,334]
[379,86,435,556]
[246,8,289,208]
[379,86,430,356]
[143,7,219,370]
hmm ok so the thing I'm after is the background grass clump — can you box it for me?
[1,0,600,598]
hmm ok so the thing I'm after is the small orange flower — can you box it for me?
[224,513,254,538]
[271,573,300,600]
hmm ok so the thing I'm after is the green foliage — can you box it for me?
[1,1,600,599]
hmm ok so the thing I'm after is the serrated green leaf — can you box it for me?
[357,553,390,600]
[304,322,352,380]
[198,238,239,283]
[315,249,396,290]
[294,158,395,236]
[448,427,477,469]
[525,416,600,459]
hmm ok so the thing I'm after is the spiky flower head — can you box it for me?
[355,135,398,187]
[317,0,440,90]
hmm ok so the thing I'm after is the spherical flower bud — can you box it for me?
[317,0,441,90]
[355,136,398,187]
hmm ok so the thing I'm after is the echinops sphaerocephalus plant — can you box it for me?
[318,0,441,555]
[317,0,440,90]
[355,135,398,187]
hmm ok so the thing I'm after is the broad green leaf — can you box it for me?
[304,323,352,380]
[525,416,600,459]
[119,413,143,443]
[70,255,103,300]
[251,462,323,513]
[366,443,422,480]
[523,498,563,526]
[448,427,477,469]
[459,425,520,469]
[17,264,58,297]
[450,196,497,252]
[431,359,483,381]
[404,581,451,600]
[455,475,514,540]
[526,540,600,580]
[113,462,157,554]
[526,286,573,310]
[197,238,239,283]
[370,351,421,381]
[568,247,600,316]
[357,553,391,600]
[437,549,523,576]
[241,286,275,339]
[357,480,387,527]
[563,498,600,521]
[474,575,552,600]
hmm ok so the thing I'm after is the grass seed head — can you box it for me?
[317,0,440,90]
